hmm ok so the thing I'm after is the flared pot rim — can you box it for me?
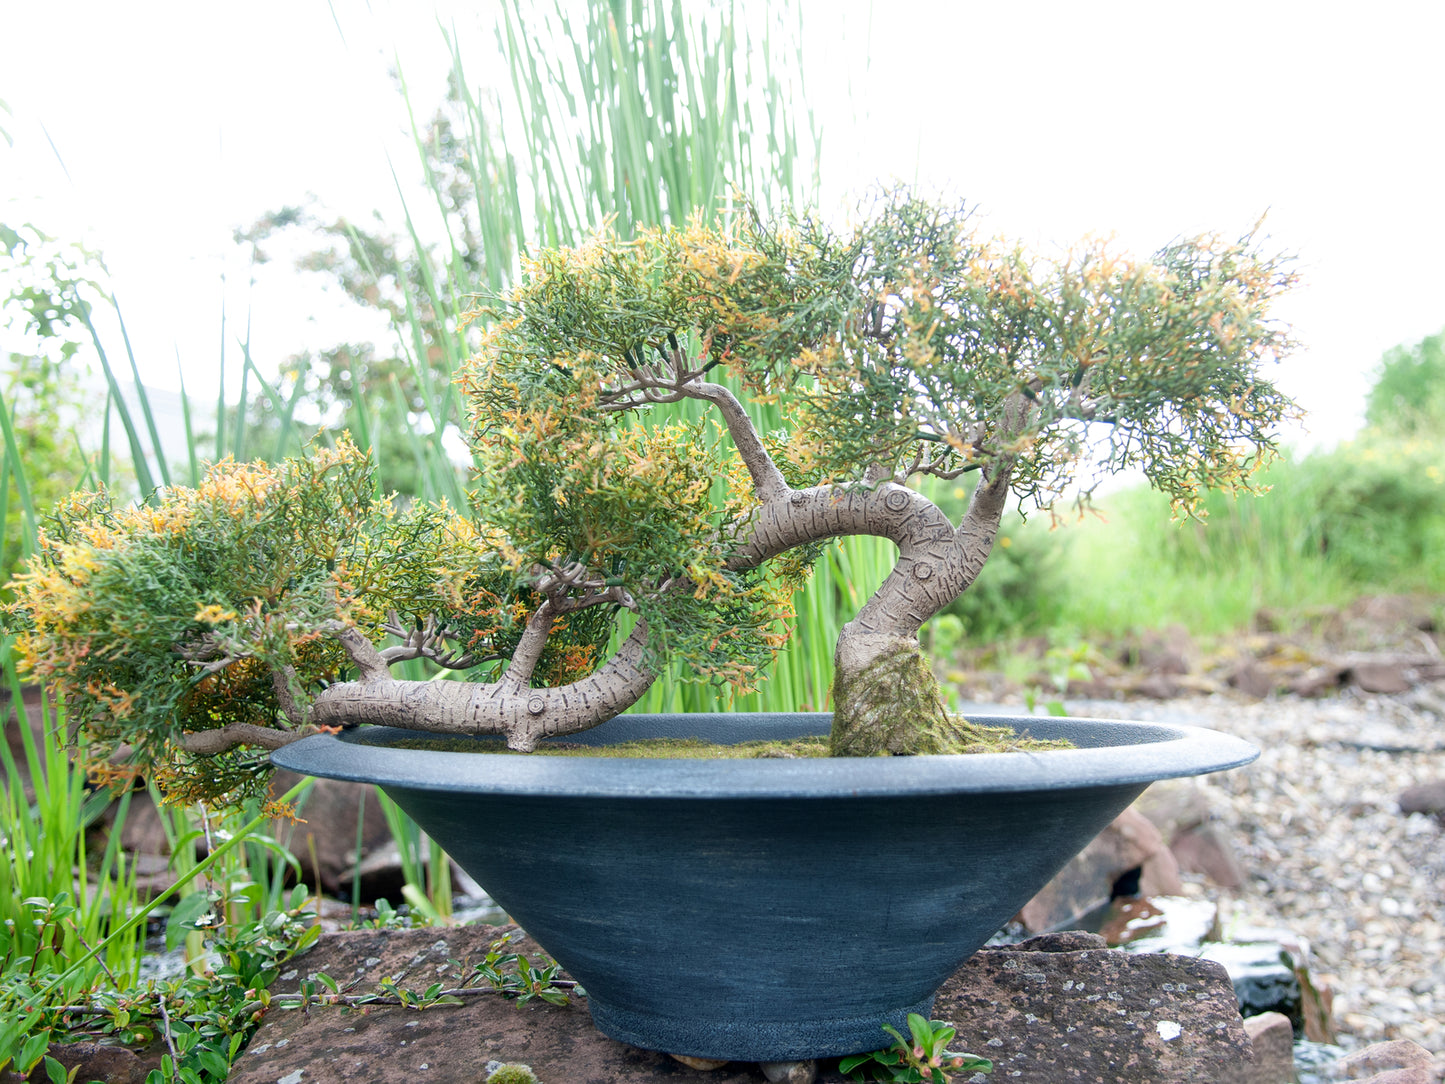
[269,711,1259,799]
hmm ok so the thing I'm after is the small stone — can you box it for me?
[759,1059,817,1083]
[668,1054,730,1071]
[1337,1039,1435,1078]
[1350,661,1416,695]
[1243,1012,1294,1084]
[1398,779,1445,819]
[1228,660,1276,699]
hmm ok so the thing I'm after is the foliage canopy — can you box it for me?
[7,191,1297,800]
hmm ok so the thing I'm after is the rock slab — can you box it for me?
[228,925,1252,1084]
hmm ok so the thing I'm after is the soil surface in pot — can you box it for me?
[378,720,1071,758]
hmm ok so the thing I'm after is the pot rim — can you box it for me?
[269,711,1259,798]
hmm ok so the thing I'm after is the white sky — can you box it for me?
[3,1,1444,452]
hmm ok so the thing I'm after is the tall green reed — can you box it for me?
[0,645,146,984]
[390,0,886,714]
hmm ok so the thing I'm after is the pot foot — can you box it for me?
[667,1054,730,1071]
[589,993,936,1063]
[761,1060,817,1083]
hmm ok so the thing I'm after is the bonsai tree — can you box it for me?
[6,191,1294,804]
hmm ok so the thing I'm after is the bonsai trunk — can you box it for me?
[731,466,1015,756]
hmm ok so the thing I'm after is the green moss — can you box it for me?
[831,639,1072,757]
[383,734,834,758]
[486,1066,540,1084]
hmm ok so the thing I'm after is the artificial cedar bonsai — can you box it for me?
[6,191,1294,805]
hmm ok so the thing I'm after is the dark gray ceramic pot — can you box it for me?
[271,712,1256,1061]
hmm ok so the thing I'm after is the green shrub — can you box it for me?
[1365,326,1445,436]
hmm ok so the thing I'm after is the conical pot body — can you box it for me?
[273,712,1257,1060]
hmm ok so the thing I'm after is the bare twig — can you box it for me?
[180,723,313,756]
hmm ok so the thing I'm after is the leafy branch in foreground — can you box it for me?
[0,892,320,1084]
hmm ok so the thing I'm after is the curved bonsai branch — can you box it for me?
[678,379,790,503]
[181,722,312,755]
[311,617,657,752]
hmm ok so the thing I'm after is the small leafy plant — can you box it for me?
[0,889,321,1084]
[840,1014,993,1082]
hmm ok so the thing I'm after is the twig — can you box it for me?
[268,980,580,1009]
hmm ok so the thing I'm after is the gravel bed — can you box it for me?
[1064,686,1445,1055]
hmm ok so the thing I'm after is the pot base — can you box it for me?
[589,993,938,1062]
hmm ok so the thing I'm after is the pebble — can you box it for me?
[1062,686,1445,1056]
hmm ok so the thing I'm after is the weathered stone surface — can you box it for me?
[1243,1011,1295,1084]
[1335,1039,1437,1081]
[0,1040,164,1084]
[937,945,1251,1082]
[1018,806,1182,931]
[228,924,1252,1084]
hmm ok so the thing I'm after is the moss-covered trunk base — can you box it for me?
[829,634,1058,757]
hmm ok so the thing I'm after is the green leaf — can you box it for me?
[16,1030,49,1073]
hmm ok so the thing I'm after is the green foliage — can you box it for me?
[840,1014,993,1082]
[0,889,319,1084]
[0,222,104,595]
[0,665,147,989]
[1365,326,1445,436]
[4,439,497,803]
[1027,427,1444,641]
[474,191,1293,513]
[467,936,577,1007]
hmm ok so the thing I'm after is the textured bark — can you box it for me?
[181,722,309,755]
[312,620,656,751]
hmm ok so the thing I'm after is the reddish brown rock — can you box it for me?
[1018,806,1182,932]
[228,924,1253,1084]
[1132,779,1248,888]
[1133,672,1182,700]
[1229,659,1277,699]
[1335,1039,1437,1082]
[1170,821,1248,889]
[0,1040,163,1084]
[1349,660,1417,695]
[1243,1012,1294,1084]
